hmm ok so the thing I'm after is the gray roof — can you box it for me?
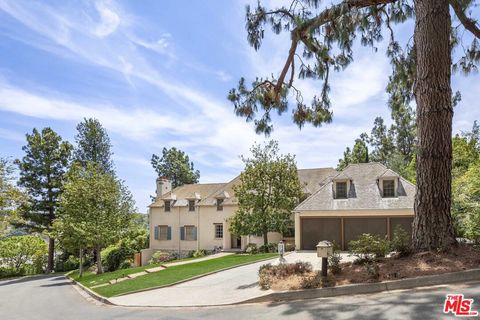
[294,163,416,211]
[297,168,337,195]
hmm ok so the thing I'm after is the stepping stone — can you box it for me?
[109,277,129,284]
[127,271,148,279]
[145,266,166,273]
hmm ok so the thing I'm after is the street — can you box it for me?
[1,275,479,320]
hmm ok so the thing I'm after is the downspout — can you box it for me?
[178,206,181,257]
[197,203,200,251]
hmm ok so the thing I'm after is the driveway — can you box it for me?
[1,274,479,320]
[110,251,355,307]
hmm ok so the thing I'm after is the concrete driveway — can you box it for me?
[110,251,354,307]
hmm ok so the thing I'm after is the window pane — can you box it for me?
[185,226,195,241]
[383,180,395,197]
[189,200,195,212]
[336,182,347,199]
[164,200,171,212]
[217,199,223,211]
[159,225,168,240]
[215,224,223,239]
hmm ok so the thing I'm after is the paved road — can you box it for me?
[2,275,480,319]
[111,252,356,306]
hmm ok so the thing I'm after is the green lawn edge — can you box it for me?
[83,253,278,298]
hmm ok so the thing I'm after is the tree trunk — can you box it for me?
[47,237,54,273]
[412,0,457,250]
[79,247,83,278]
[263,231,269,252]
[96,245,103,274]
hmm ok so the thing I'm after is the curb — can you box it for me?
[111,254,281,297]
[67,277,113,305]
[240,268,480,304]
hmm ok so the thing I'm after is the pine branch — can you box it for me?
[450,0,480,39]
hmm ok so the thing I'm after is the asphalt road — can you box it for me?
[1,275,479,320]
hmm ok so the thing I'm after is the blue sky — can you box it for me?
[0,0,479,212]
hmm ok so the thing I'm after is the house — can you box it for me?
[294,163,415,250]
[141,163,415,264]
[141,168,336,265]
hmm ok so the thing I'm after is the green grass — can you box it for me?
[69,256,207,287]
[75,253,277,298]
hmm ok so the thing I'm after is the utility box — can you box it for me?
[316,241,333,258]
[134,252,142,267]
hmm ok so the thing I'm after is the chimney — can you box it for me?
[156,176,171,199]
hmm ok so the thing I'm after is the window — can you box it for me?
[164,200,171,212]
[185,225,196,241]
[336,182,347,199]
[383,180,395,198]
[158,225,168,240]
[188,200,195,212]
[216,198,224,211]
[214,224,223,239]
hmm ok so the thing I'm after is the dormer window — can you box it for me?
[216,198,224,211]
[188,200,195,212]
[336,182,348,199]
[382,180,395,198]
[164,200,171,212]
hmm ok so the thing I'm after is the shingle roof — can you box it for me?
[294,163,415,211]
[150,167,336,208]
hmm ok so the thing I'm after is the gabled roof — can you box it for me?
[294,163,415,211]
[377,168,400,179]
[149,183,226,208]
[298,168,337,195]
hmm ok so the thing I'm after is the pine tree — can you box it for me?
[151,147,200,188]
[15,128,72,272]
[228,0,480,250]
[73,118,114,174]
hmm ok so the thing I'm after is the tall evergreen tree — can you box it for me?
[228,0,480,250]
[151,147,200,188]
[15,128,72,272]
[73,118,114,173]
[369,117,395,164]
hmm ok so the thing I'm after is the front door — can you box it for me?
[231,234,241,248]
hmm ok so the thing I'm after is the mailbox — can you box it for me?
[316,241,333,258]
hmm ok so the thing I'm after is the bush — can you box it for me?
[0,235,47,276]
[245,243,258,254]
[259,243,277,253]
[148,250,176,265]
[364,261,380,280]
[349,233,390,262]
[301,272,335,289]
[285,242,295,252]
[328,251,342,275]
[101,245,130,272]
[192,249,206,258]
[258,262,313,290]
[391,226,412,257]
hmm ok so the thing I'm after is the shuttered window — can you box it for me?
[154,225,171,240]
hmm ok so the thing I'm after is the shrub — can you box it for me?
[328,251,342,275]
[259,243,277,253]
[148,250,176,265]
[258,262,313,290]
[245,243,258,254]
[364,261,380,280]
[192,249,206,258]
[391,225,412,257]
[300,272,335,289]
[285,242,295,252]
[349,233,390,262]
[101,245,130,272]
[0,235,47,276]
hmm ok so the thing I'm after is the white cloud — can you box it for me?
[93,1,121,38]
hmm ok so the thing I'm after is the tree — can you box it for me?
[228,0,480,250]
[0,158,27,237]
[151,147,200,188]
[369,117,395,164]
[0,235,47,276]
[73,118,114,174]
[55,163,134,274]
[337,137,369,169]
[15,128,72,272]
[229,141,302,250]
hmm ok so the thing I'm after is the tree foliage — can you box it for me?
[55,163,135,274]
[73,118,114,174]
[0,235,47,276]
[15,128,72,272]
[229,141,302,249]
[151,147,200,188]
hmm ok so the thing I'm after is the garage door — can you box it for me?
[344,218,388,248]
[390,217,414,238]
[301,218,341,250]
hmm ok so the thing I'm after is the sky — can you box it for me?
[0,0,479,212]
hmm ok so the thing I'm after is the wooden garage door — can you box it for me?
[390,217,414,238]
[301,218,341,250]
[344,218,387,249]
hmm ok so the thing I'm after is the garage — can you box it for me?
[344,217,388,249]
[390,217,414,237]
[301,218,342,250]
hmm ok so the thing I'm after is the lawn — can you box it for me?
[73,253,278,298]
